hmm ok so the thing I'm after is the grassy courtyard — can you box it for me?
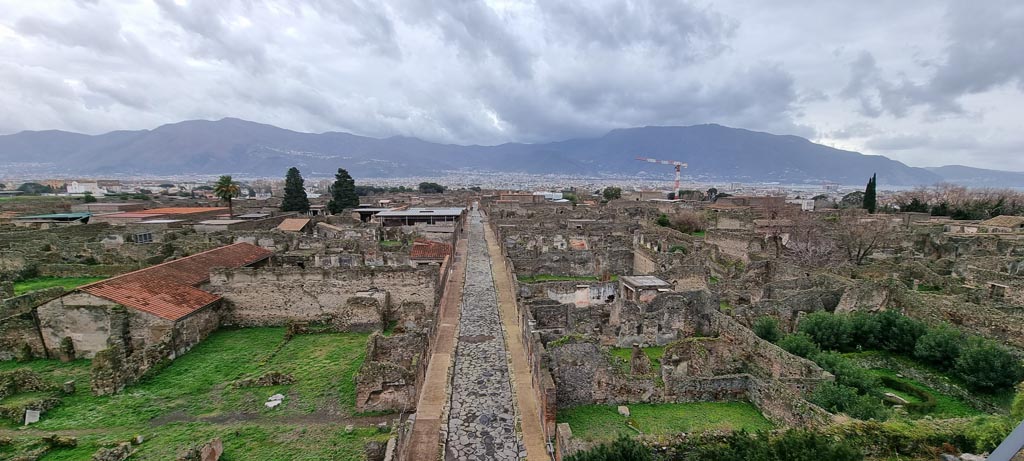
[609,346,665,370]
[0,327,384,460]
[557,402,773,443]
[12,277,107,296]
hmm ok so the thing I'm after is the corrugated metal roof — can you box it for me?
[79,242,272,320]
[15,212,91,219]
[376,207,465,217]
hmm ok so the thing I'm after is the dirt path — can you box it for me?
[483,211,551,461]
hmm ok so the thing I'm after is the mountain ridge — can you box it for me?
[1,118,1021,187]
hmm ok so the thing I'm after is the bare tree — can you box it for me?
[834,210,891,265]
[785,212,839,267]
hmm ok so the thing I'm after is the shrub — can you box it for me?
[670,211,707,234]
[753,316,782,343]
[689,430,863,461]
[964,416,1015,452]
[1011,383,1024,421]
[567,436,652,461]
[913,323,962,369]
[813,351,880,394]
[810,382,889,421]
[602,187,622,201]
[798,311,850,351]
[874,310,926,354]
[778,333,820,358]
[954,337,1024,392]
[846,313,881,350]
[656,214,670,227]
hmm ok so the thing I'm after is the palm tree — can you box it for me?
[213,175,241,217]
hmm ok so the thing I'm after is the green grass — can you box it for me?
[709,276,719,285]
[12,277,107,296]
[516,274,618,284]
[866,368,982,418]
[609,346,665,370]
[691,231,706,237]
[844,350,1003,416]
[379,240,402,248]
[557,402,772,443]
[0,328,379,460]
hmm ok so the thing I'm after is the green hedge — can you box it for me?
[879,376,936,413]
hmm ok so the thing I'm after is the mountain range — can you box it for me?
[2,117,1023,187]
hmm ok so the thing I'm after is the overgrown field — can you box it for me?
[12,277,107,295]
[0,327,384,460]
[557,402,773,443]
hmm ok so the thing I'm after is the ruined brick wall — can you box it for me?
[662,374,750,402]
[517,281,617,307]
[36,292,121,358]
[37,264,137,278]
[209,266,438,330]
[707,309,827,382]
[0,288,65,360]
[747,376,831,428]
[90,306,215,396]
[171,306,220,357]
[960,266,1024,305]
[356,332,425,413]
[705,229,759,263]
[496,226,634,278]
[547,339,656,406]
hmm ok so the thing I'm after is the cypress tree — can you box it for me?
[281,167,310,212]
[327,167,359,214]
[863,173,877,214]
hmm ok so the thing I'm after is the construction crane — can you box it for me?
[636,157,688,193]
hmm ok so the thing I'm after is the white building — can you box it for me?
[67,181,106,195]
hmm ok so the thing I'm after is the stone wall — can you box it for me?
[705,229,759,263]
[747,375,832,428]
[36,292,125,358]
[517,281,617,307]
[356,332,425,413]
[0,288,64,360]
[707,309,827,384]
[90,304,219,395]
[496,227,634,278]
[209,266,439,331]
[37,264,136,278]
[547,339,657,406]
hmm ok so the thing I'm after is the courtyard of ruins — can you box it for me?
[1,188,1023,460]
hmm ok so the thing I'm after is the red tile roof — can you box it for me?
[410,238,452,260]
[142,207,227,214]
[79,242,272,320]
[276,218,311,232]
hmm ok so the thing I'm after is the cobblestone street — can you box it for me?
[445,210,524,461]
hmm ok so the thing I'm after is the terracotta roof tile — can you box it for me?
[277,218,311,232]
[410,238,452,260]
[80,242,272,320]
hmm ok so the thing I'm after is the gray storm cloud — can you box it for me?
[0,0,1022,170]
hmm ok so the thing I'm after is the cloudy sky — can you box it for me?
[1,0,1022,170]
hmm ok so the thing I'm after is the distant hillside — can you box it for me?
[0,117,983,186]
[925,165,1024,188]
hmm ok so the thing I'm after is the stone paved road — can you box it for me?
[445,210,524,461]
